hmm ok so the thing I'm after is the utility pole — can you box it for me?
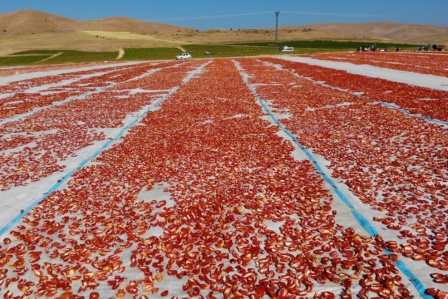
[275,11,280,54]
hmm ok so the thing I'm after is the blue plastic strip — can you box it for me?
[258,98,430,298]
[259,100,381,236]
[381,102,448,127]
[235,61,430,298]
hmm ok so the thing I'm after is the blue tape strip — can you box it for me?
[259,100,380,235]
[381,102,448,127]
[234,60,430,298]
[0,87,178,237]
[257,99,430,297]
[257,98,430,298]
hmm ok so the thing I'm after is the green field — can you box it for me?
[236,40,419,50]
[123,48,181,60]
[0,40,421,66]
[0,50,117,66]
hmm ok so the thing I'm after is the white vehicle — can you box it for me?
[281,46,294,52]
[176,53,192,60]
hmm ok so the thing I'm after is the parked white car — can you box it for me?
[176,53,192,60]
[281,46,294,52]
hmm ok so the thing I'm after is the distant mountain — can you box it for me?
[297,21,448,44]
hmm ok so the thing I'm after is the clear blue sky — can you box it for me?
[1,0,447,29]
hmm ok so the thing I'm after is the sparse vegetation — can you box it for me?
[45,50,117,63]
[235,40,420,51]
[0,50,117,66]
[123,48,180,60]
[183,44,272,58]
[0,55,50,66]
[0,40,427,66]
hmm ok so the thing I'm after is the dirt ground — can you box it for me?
[0,28,364,56]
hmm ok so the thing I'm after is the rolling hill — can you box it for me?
[303,21,448,44]
[0,10,447,55]
[0,10,185,34]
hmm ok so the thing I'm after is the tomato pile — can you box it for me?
[0,61,195,190]
[263,56,448,123]
[0,62,162,119]
[306,52,448,77]
[0,54,447,298]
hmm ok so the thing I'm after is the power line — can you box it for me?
[275,11,280,54]
[147,10,385,23]
[282,10,386,18]
[147,11,273,22]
